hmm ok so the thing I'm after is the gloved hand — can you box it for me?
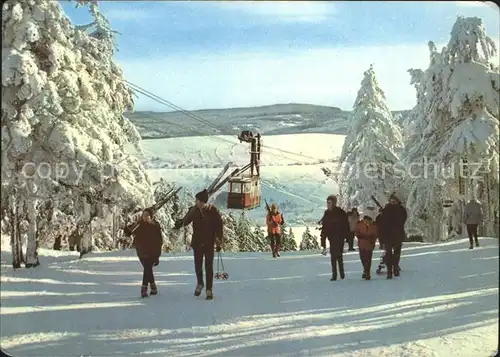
[153,258,159,266]
[174,219,183,230]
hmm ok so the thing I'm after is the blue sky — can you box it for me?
[61,1,499,111]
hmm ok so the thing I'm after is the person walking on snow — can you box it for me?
[463,198,483,249]
[346,208,360,251]
[174,189,223,300]
[374,208,388,274]
[124,208,163,298]
[379,193,407,279]
[266,203,283,258]
[319,195,350,281]
[355,216,378,280]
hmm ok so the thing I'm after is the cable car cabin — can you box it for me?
[227,176,261,209]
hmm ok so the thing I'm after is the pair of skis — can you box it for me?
[127,186,183,235]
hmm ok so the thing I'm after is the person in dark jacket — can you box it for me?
[379,193,407,279]
[375,208,387,274]
[463,198,483,249]
[124,208,163,298]
[174,189,223,300]
[319,195,350,281]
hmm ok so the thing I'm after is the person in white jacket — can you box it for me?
[463,198,484,249]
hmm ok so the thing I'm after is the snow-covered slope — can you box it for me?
[126,104,411,139]
[131,133,343,225]
[1,238,498,357]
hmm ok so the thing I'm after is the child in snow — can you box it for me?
[124,208,163,298]
[266,203,283,258]
[354,216,378,280]
[174,189,223,300]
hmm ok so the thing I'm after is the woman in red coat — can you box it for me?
[355,215,378,280]
[266,203,283,258]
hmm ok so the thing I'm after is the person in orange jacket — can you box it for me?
[266,203,283,258]
[354,215,378,280]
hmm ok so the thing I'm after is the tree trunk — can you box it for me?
[25,199,40,268]
[79,223,93,258]
[9,194,23,269]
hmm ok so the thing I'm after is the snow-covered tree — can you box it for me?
[299,227,320,250]
[2,0,154,266]
[221,211,238,252]
[282,226,298,251]
[236,211,255,252]
[339,65,404,212]
[252,225,268,252]
[405,16,499,240]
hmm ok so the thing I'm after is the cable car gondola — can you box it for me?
[206,131,262,210]
[227,131,261,209]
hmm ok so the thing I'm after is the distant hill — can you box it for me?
[126,103,410,139]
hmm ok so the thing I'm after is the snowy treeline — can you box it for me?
[1,0,155,268]
[339,16,499,242]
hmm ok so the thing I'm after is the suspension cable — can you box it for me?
[126,80,332,162]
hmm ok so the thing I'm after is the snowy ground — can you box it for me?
[1,238,498,357]
[130,133,344,225]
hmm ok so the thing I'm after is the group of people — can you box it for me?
[314,193,407,281]
[126,187,409,299]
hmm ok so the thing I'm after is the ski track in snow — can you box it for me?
[1,238,498,357]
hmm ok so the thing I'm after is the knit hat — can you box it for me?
[195,189,209,203]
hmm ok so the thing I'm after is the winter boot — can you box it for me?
[275,244,281,257]
[330,273,337,281]
[271,244,276,258]
[150,282,158,295]
[394,266,400,277]
[141,285,148,298]
[362,272,367,280]
[475,240,479,247]
[386,264,393,279]
[206,289,214,300]
[338,258,345,280]
[365,273,371,280]
[469,244,473,249]
[321,248,327,255]
[194,283,204,297]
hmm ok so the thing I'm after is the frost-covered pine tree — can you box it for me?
[251,225,268,252]
[235,211,255,252]
[2,0,155,266]
[299,227,320,250]
[338,65,404,212]
[405,16,499,240]
[221,211,238,252]
[283,227,297,251]
[279,221,290,251]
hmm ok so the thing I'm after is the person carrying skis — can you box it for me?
[266,203,283,258]
[355,215,378,280]
[379,193,407,279]
[346,208,360,251]
[124,208,163,298]
[463,197,483,249]
[174,189,223,300]
[319,195,350,281]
